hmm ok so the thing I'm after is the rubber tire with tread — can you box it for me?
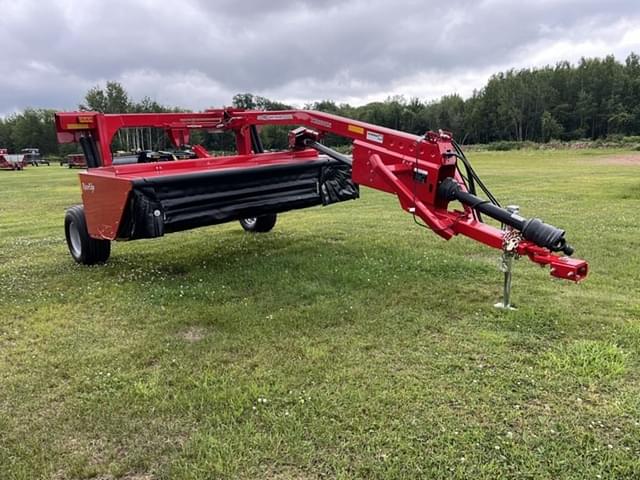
[64,205,111,264]
[239,214,277,233]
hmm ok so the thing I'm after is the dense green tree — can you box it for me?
[541,111,563,142]
[81,81,131,113]
[2,109,58,154]
[232,93,257,109]
[0,117,15,152]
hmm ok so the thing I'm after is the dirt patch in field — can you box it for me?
[595,153,640,165]
[179,326,206,342]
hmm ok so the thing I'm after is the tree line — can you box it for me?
[1,53,639,155]
[302,53,640,146]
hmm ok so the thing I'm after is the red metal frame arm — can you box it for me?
[55,110,233,166]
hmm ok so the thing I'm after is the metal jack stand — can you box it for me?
[495,205,521,310]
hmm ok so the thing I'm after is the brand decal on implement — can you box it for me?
[257,114,294,121]
[82,182,95,193]
[311,118,332,129]
[366,131,384,143]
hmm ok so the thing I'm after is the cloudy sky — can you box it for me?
[0,0,639,116]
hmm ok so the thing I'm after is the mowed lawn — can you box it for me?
[1,150,639,479]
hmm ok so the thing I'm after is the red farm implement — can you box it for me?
[55,109,588,305]
[62,153,87,168]
[0,149,26,170]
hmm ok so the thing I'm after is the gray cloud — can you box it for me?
[0,0,639,115]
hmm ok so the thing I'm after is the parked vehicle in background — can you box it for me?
[21,148,50,166]
[0,148,26,170]
[63,153,87,168]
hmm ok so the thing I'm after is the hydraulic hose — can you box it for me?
[303,139,352,166]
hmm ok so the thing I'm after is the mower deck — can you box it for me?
[77,149,358,241]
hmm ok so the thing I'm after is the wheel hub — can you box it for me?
[68,221,82,257]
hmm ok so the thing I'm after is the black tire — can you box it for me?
[64,205,111,264]
[239,214,277,233]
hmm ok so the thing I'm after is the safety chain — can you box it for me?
[498,229,520,274]
[502,228,522,255]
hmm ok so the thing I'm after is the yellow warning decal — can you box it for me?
[347,124,364,135]
[67,123,91,130]
[77,116,94,123]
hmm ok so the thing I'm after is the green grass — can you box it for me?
[1,150,639,479]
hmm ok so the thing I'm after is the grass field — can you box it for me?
[1,150,639,479]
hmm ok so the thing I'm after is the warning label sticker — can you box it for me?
[257,114,294,121]
[348,124,365,135]
[366,131,384,143]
